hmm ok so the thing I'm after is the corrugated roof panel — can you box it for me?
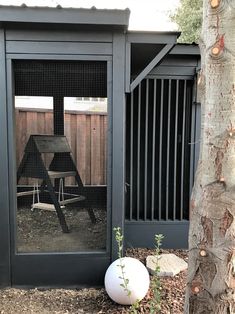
[0,5,130,30]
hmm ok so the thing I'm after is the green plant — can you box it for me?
[113,227,140,313]
[149,234,164,314]
[113,227,131,297]
[113,228,164,313]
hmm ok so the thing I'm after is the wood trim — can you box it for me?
[130,43,174,92]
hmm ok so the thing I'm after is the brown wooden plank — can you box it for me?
[64,113,72,185]
[45,112,53,135]
[37,112,46,167]
[85,115,91,185]
[103,115,108,185]
[26,111,38,185]
[44,112,53,170]
[15,109,20,168]
[70,114,77,185]
[100,115,105,185]
[16,110,28,185]
[76,114,86,185]
[37,112,45,134]
[91,115,101,185]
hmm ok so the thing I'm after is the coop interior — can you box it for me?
[14,60,108,253]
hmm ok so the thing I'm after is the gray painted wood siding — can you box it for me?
[6,41,112,55]
[5,30,113,42]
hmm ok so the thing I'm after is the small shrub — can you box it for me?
[149,234,164,313]
[113,228,164,313]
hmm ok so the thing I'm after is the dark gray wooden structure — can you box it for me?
[125,44,200,249]
[0,5,200,287]
[17,135,96,232]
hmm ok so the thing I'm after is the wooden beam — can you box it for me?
[130,43,174,92]
[0,28,11,287]
[125,41,131,93]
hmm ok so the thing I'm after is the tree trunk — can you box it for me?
[185,1,235,313]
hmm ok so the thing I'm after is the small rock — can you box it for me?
[146,253,188,277]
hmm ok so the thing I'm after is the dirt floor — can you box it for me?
[17,206,107,252]
[0,249,187,314]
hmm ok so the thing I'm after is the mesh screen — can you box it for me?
[14,60,107,97]
[15,60,108,253]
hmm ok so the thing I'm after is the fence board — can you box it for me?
[85,115,91,185]
[44,112,53,169]
[64,113,73,185]
[15,109,107,186]
[91,115,101,185]
[26,111,38,185]
[76,114,87,184]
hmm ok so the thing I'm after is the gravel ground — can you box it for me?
[17,206,107,252]
[0,249,187,314]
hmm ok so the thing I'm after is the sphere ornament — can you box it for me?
[104,257,150,305]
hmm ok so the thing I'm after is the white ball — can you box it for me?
[104,257,150,305]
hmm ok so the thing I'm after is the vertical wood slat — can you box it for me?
[100,115,106,185]
[137,83,142,220]
[166,80,171,220]
[158,80,164,220]
[85,115,91,185]
[91,115,101,185]
[37,112,46,170]
[17,110,26,164]
[130,90,134,220]
[151,79,157,220]
[173,80,179,220]
[70,114,77,185]
[76,114,87,185]
[144,79,149,220]
[26,111,38,185]
[64,113,72,185]
[17,110,27,184]
[100,115,104,184]
[103,115,107,185]
[180,80,187,220]
[44,112,53,170]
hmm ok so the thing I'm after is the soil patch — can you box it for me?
[0,249,187,313]
[17,206,107,252]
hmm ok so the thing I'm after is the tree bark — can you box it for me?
[185,1,235,313]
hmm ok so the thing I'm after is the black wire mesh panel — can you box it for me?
[14,60,107,97]
[14,60,108,252]
[125,78,193,222]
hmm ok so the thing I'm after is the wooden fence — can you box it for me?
[15,108,107,186]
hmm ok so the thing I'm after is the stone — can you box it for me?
[146,253,188,277]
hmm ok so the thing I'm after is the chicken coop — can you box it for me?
[0,5,200,287]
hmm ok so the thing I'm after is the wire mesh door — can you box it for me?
[14,60,109,253]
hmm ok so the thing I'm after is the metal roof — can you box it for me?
[170,43,200,55]
[0,5,130,31]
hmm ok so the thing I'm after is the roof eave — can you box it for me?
[127,30,180,44]
[0,6,130,31]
